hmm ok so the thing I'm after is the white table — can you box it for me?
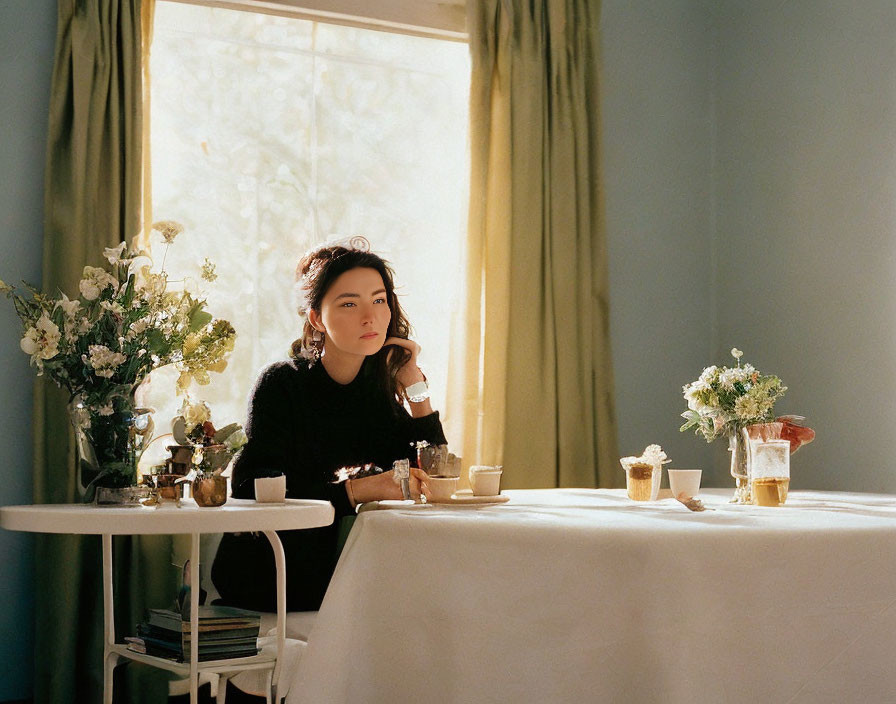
[0,497,334,704]
[291,489,896,703]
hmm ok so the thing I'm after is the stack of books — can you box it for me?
[126,605,262,662]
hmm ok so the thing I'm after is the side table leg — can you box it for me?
[102,534,115,704]
[262,530,286,704]
[190,532,200,704]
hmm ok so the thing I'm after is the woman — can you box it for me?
[212,238,445,611]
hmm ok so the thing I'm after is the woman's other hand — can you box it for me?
[384,336,425,389]
[346,465,431,507]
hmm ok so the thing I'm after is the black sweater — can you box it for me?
[211,357,446,611]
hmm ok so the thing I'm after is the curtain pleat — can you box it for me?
[34,2,174,702]
[463,0,619,489]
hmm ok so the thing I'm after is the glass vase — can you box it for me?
[69,388,153,504]
[728,432,751,504]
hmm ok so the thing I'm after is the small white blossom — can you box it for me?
[699,365,718,384]
[103,242,128,265]
[179,399,211,433]
[54,293,80,318]
[731,348,743,360]
[87,344,127,378]
[100,300,125,316]
[79,266,117,301]
[20,313,61,362]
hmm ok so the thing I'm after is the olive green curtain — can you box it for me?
[34,1,175,702]
[462,0,619,488]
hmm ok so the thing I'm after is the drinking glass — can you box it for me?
[750,440,790,506]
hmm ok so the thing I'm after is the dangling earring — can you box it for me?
[309,330,324,366]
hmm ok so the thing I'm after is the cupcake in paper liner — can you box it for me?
[620,444,670,501]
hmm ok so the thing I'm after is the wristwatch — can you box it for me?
[405,380,430,403]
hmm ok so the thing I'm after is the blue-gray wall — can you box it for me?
[603,0,896,494]
[602,0,719,483]
[1,1,55,701]
[713,0,896,493]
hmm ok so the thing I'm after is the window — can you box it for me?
[144,2,470,445]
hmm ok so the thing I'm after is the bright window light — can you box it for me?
[147,1,470,438]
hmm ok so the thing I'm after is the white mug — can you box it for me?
[255,475,286,503]
[469,465,503,496]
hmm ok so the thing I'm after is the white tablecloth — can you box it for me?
[289,489,896,703]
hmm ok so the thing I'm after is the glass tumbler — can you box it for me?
[750,439,790,506]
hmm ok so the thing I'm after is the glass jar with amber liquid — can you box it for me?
[749,439,790,507]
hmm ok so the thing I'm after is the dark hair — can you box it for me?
[291,237,412,402]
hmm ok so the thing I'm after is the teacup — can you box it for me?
[469,465,503,496]
[667,469,702,499]
[255,475,286,503]
[428,475,459,502]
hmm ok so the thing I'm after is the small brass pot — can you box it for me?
[154,474,184,501]
[193,474,228,507]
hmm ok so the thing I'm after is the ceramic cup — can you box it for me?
[428,475,459,502]
[255,475,287,503]
[469,465,503,496]
[667,469,702,499]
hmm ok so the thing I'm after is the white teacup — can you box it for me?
[469,465,503,496]
[255,475,286,503]
[428,475,459,502]
[667,469,702,499]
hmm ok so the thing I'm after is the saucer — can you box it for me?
[429,490,509,505]
[361,500,433,512]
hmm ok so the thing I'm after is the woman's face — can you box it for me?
[310,266,392,360]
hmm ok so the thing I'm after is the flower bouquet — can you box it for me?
[167,399,246,506]
[1,221,236,501]
[680,348,787,503]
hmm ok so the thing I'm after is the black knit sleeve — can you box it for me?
[230,363,354,518]
[229,363,295,499]
[395,404,448,459]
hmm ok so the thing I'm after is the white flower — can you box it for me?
[718,368,741,390]
[179,399,211,432]
[731,348,743,360]
[640,444,670,465]
[19,313,61,362]
[683,379,709,411]
[100,300,125,316]
[79,266,117,301]
[54,293,80,318]
[87,344,127,378]
[699,365,718,384]
[125,317,151,341]
[103,242,128,265]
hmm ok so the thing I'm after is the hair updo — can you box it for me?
[291,237,412,402]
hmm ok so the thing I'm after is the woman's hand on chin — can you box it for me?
[384,336,426,388]
[346,466,430,507]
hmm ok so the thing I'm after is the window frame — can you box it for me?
[163,0,469,41]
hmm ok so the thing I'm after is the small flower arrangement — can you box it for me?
[172,398,247,476]
[680,348,787,442]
